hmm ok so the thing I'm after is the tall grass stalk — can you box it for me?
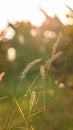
[5,106,13,130]
[14,98,28,127]
[1,33,63,130]
[43,80,46,113]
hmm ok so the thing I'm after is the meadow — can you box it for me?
[0,22,73,130]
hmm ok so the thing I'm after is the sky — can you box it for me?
[0,0,73,31]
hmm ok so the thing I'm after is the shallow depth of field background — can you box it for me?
[0,1,73,130]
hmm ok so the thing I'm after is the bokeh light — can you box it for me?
[5,27,15,40]
[30,29,37,37]
[44,30,56,38]
[7,47,16,61]
[0,0,73,31]
[18,35,25,44]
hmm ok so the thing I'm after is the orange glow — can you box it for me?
[0,0,73,31]
[30,29,37,37]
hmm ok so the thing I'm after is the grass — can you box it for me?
[0,33,73,130]
[0,81,73,130]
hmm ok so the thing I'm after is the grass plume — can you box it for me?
[20,58,42,79]
[45,51,63,69]
[52,32,62,55]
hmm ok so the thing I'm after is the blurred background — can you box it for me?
[0,0,73,130]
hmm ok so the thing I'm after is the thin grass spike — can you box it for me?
[52,32,62,55]
[20,58,42,79]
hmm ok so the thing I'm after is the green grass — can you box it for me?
[0,76,73,130]
[0,39,72,129]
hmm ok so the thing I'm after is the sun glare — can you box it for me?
[0,0,73,31]
[37,0,72,25]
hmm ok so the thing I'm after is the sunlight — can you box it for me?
[37,0,72,25]
[30,29,37,37]
[7,47,16,61]
[44,30,56,38]
[0,0,73,31]
[18,35,25,44]
[5,27,15,40]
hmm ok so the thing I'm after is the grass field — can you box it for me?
[0,75,73,130]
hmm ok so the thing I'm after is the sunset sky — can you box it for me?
[0,0,73,31]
